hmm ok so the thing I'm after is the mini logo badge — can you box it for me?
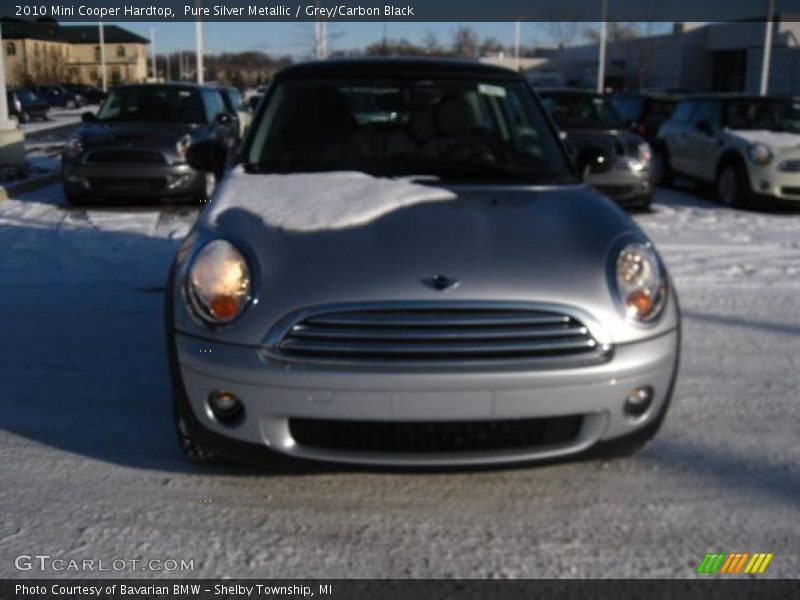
[422,275,460,292]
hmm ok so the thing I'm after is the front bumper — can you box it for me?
[588,159,653,205]
[745,162,800,202]
[174,329,679,467]
[62,161,204,199]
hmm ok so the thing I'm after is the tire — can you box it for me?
[63,186,97,207]
[19,111,30,124]
[654,147,673,187]
[173,393,218,464]
[716,162,750,209]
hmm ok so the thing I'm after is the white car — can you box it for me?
[658,94,800,207]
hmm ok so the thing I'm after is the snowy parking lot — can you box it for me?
[0,184,798,578]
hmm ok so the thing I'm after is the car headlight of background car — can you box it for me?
[65,134,83,159]
[748,143,773,166]
[614,243,667,323]
[186,239,252,325]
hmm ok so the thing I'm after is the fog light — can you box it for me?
[208,391,243,422]
[623,386,653,419]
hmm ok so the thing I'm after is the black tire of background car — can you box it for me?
[63,186,98,208]
[20,111,30,123]
[654,147,673,188]
[716,161,751,209]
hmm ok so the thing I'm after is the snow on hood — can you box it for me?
[728,129,800,150]
[206,167,457,233]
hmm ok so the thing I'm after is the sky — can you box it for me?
[99,22,672,59]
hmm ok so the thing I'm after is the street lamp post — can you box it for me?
[98,22,107,92]
[597,0,608,93]
[150,28,158,81]
[759,0,775,96]
[195,19,204,83]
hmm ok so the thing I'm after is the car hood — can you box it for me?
[176,171,679,346]
[564,128,643,157]
[728,129,800,151]
[78,122,197,148]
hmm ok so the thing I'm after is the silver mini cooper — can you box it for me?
[165,59,680,468]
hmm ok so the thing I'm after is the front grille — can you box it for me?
[268,306,608,367]
[86,149,166,164]
[597,184,635,196]
[87,176,167,193]
[781,186,800,196]
[289,415,584,454]
[778,160,800,173]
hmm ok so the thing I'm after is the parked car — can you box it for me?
[61,83,239,206]
[7,88,49,123]
[165,59,681,468]
[539,88,654,209]
[658,93,800,207]
[610,91,683,144]
[62,84,107,105]
[32,85,86,109]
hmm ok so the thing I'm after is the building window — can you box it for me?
[6,42,16,56]
[94,46,101,62]
[116,45,125,58]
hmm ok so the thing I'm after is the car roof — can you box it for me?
[679,93,790,102]
[275,58,522,82]
[537,87,600,97]
[112,83,210,93]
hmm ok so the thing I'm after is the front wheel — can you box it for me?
[716,163,750,209]
[196,172,217,205]
[173,395,218,464]
[653,147,673,187]
[63,186,97,207]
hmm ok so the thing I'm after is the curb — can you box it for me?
[0,172,60,201]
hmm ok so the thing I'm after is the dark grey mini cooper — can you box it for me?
[166,59,680,468]
[61,84,238,206]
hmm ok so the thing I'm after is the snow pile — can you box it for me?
[206,168,457,233]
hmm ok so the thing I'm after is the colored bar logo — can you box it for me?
[696,552,773,574]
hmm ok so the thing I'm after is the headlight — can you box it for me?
[748,143,772,166]
[615,243,667,323]
[637,142,652,164]
[186,240,251,325]
[65,134,83,159]
[176,134,192,159]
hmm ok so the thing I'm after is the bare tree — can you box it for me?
[451,25,479,58]
[544,22,580,48]
[583,22,639,43]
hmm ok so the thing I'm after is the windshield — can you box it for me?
[17,90,38,103]
[724,98,800,133]
[540,92,625,130]
[97,87,207,124]
[246,78,575,184]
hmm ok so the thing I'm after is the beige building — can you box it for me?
[2,18,148,87]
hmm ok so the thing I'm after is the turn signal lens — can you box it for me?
[187,239,251,325]
[615,243,666,323]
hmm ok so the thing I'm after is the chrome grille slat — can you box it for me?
[306,311,569,327]
[280,338,597,356]
[269,306,609,368]
[291,324,588,340]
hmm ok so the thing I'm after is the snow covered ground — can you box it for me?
[19,105,99,136]
[0,183,797,578]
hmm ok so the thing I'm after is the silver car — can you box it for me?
[166,59,681,468]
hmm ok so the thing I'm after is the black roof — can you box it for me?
[679,93,793,102]
[537,87,601,96]
[276,58,521,81]
[1,18,148,44]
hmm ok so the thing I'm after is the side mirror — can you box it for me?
[81,111,97,123]
[696,120,713,135]
[186,139,226,176]
[576,146,612,178]
[215,112,232,125]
